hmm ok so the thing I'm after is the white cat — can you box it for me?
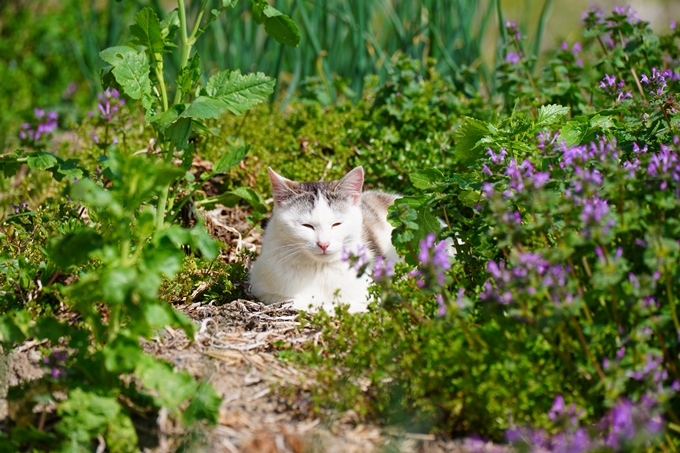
[249,166,399,313]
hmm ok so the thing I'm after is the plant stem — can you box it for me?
[154,64,169,112]
[570,316,606,380]
[667,271,680,333]
[174,0,192,104]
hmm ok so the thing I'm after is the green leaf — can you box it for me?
[100,267,137,305]
[135,354,195,410]
[48,229,104,269]
[262,6,300,47]
[176,53,202,95]
[229,186,268,213]
[204,70,275,114]
[454,117,493,165]
[70,180,123,216]
[189,224,220,260]
[559,121,584,147]
[26,151,58,170]
[165,117,192,150]
[129,7,166,55]
[183,382,221,425]
[409,168,445,190]
[180,96,227,120]
[99,46,152,101]
[0,150,22,178]
[52,158,86,182]
[103,335,142,374]
[211,144,250,175]
[537,104,570,126]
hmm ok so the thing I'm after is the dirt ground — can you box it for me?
[0,203,500,452]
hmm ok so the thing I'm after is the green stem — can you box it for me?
[156,189,169,231]
[154,64,169,112]
[667,272,680,333]
[174,0,192,105]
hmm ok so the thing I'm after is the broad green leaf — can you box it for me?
[70,180,122,216]
[203,70,275,115]
[454,117,493,165]
[537,104,570,126]
[47,229,104,269]
[229,186,268,213]
[99,46,151,101]
[26,151,58,170]
[100,267,136,305]
[0,150,22,178]
[52,158,86,182]
[559,121,584,147]
[409,168,445,190]
[181,96,227,120]
[103,335,141,373]
[148,104,182,130]
[189,224,220,260]
[135,354,195,410]
[211,144,250,175]
[165,117,192,150]
[262,6,300,47]
[458,189,481,207]
[183,382,221,425]
[129,7,166,55]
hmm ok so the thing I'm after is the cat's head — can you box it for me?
[267,167,364,263]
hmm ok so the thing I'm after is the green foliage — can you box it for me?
[1,0,299,449]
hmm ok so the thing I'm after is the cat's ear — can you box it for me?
[268,167,296,206]
[335,166,364,204]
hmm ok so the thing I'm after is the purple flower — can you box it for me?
[435,294,446,317]
[373,256,395,280]
[640,68,673,97]
[481,164,492,176]
[505,51,522,65]
[505,20,522,40]
[411,233,452,289]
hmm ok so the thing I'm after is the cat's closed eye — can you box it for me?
[302,223,315,230]
[332,222,342,228]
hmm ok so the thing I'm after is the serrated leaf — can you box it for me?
[26,151,58,170]
[262,6,300,47]
[99,46,151,101]
[196,70,275,116]
[130,7,166,55]
[454,117,494,166]
[537,104,570,126]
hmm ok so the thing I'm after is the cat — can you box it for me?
[249,166,399,313]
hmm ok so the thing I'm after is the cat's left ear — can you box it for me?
[268,167,297,206]
[335,166,364,204]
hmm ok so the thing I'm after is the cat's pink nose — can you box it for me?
[317,241,330,252]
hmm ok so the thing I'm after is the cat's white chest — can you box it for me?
[250,253,371,313]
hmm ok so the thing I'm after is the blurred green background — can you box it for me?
[1,0,679,148]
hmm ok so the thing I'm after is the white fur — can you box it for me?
[250,195,373,313]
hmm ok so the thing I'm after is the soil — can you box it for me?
[0,204,490,452]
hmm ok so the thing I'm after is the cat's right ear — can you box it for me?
[268,167,296,206]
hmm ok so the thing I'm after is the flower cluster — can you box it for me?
[93,87,125,122]
[505,20,521,41]
[10,200,28,214]
[18,108,58,144]
[640,68,674,97]
[560,41,584,67]
[599,74,632,103]
[481,252,573,309]
[43,350,68,379]
[505,396,663,453]
[410,233,452,289]
[341,245,395,281]
[647,143,680,190]
[504,158,550,194]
